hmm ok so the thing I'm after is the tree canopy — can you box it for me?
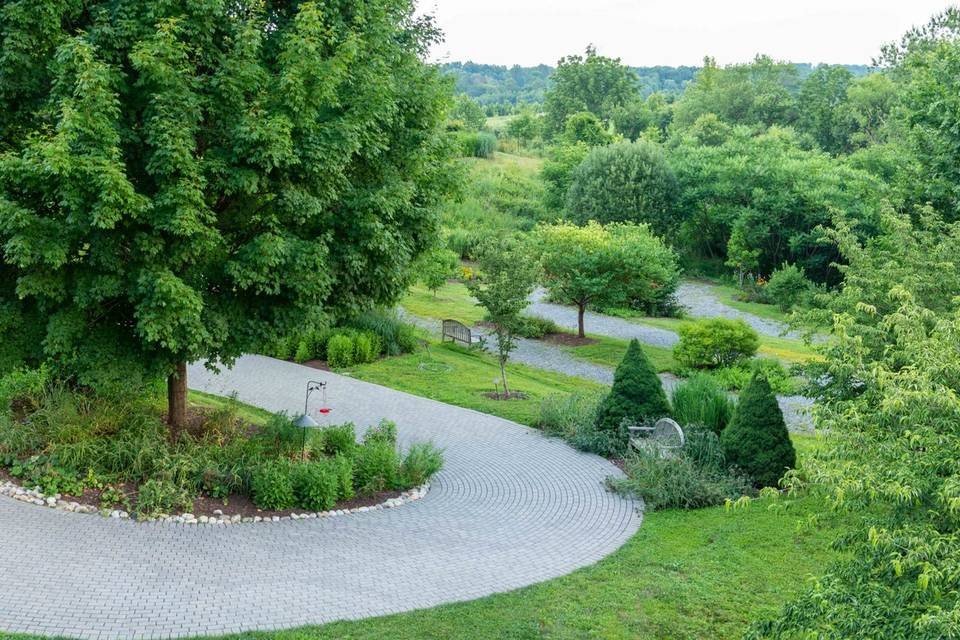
[0,0,455,425]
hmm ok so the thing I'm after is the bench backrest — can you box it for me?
[442,319,472,345]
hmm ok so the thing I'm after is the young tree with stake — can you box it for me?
[467,239,540,397]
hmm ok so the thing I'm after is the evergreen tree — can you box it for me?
[720,372,796,487]
[595,339,671,448]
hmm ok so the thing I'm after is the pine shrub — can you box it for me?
[594,339,671,453]
[720,372,796,487]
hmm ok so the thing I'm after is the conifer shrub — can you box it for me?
[720,372,796,487]
[594,339,671,454]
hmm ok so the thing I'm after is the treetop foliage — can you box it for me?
[0,0,456,389]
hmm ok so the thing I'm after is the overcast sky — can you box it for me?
[418,0,955,67]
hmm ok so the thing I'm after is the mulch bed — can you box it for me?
[542,332,597,347]
[301,359,332,371]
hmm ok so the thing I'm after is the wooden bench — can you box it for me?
[442,319,473,346]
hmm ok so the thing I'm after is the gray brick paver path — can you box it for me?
[0,354,640,639]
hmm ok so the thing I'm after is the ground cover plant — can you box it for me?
[0,370,443,518]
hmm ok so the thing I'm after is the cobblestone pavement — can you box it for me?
[0,355,640,640]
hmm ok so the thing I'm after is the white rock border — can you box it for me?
[0,478,430,525]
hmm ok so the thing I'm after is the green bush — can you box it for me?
[399,443,444,488]
[353,332,379,364]
[251,461,296,510]
[513,316,562,339]
[363,419,398,447]
[135,479,193,518]
[331,455,355,501]
[459,131,497,158]
[673,318,759,369]
[294,340,312,363]
[326,334,355,368]
[720,372,796,488]
[609,427,753,510]
[272,335,295,361]
[322,423,357,457]
[353,440,400,495]
[709,358,796,395]
[291,461,338,511]
[344,309,419,356]
[765,263,813,312]
[594,339,671,455]
[0,366,48,416]
[670,374,735,435]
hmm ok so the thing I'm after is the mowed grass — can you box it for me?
[346,341,603,426]
[401,282,485,326]
[163,491,841,640]
[561,334,678,373]
[704,280,795,325]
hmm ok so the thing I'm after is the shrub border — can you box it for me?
[0,478,431,525]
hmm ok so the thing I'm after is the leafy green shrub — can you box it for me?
[344,309,419,356]
[353,332,379,364]
[538,391,604,441]
[272,335,295,361]
[136,479,193,517]
[673,318,759,369]
[0,366,49,416]
[709,358,796,395]
[322,423,357,457]
[353,440,400,495]
[459,131,497,158]
[765,263,813,311]
[399,443,444,487]
[670,374,735,435]
[291,461,338,511]
[364,419,398,447]
[720,373,796,488]
[418,247,460,295]
[513,316,562,339]
[326,335,355,368]
[594,339,671,455]
[331,455,354,501]
[609,427,753,510]
[294,340,312,363]
[251,461,296,510]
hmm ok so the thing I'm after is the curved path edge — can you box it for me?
[0,355,640,640]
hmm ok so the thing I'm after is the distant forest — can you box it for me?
[441,61,873,110]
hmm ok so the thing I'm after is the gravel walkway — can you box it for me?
[674,281,803,339]
[0,356,639,640]
[526,289,679,348]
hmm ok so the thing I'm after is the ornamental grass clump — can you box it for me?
[593,339,671,455]
[670,374,735,435]
[720,372,796,488]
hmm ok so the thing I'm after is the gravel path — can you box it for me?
[526,289,679,348]
[0,356,639,640]
[674,281,803,339]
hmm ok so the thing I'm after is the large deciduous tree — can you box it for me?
[542,46,640,137]
[536,221,679,337]
[0,1,455,428]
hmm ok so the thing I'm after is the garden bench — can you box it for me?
[442,319,473,346]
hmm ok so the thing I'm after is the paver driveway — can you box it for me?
[0,355,640,640]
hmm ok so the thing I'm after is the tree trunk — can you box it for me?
[577,303,586,338]
[500,358,509,397]
[167,361,187,429]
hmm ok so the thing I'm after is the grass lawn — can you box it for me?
[705,281,795,325]
[176,490,840,640]
[187,389,275,425]
[346,341,603,426]
[561,334,678,373]
[401,281,484,326]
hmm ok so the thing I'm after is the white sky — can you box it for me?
[419,0,956,67]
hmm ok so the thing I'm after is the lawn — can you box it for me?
[177,491,841,640]
[401,281,484,326]
[705,281,795,325]
[560,334,678,373]
[346,341,603,426]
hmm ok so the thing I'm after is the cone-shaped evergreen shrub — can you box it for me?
[720,372,796,487]
[595,339,671,451]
